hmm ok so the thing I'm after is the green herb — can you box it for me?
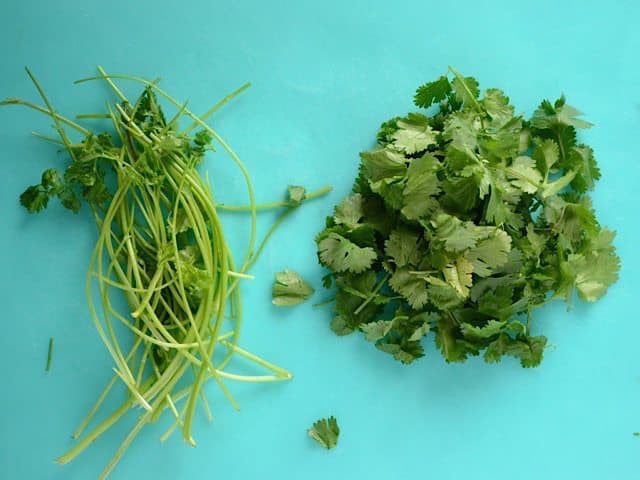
[272,270,315,306]
[308,416,340,449]
[46,337,53,372]
[2,67,330,478]
[634,432,639,437]
[316,67,619,367]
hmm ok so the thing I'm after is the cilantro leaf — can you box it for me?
[20,184,50,213]
[451,74,480,108]
[384,228,421,267]
[401,154,441,220]
[461,319,506,339]
[360,319,394,341]
[308,416,340,450]
[388,267,429,309]
[287,185,306,206]
[391,120,437,154]
[272,269,315,307]
[360,148,407,183]
[414,75,451,108]
[333,193,364,228]
[318,233,377,274]
[507,156,542,194]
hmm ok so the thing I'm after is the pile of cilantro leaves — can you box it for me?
[316,68,620,367]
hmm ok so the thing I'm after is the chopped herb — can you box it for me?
[272,269,315,306]
[315,67,619,367]
[46,337,53,372]
[308,416,340,449]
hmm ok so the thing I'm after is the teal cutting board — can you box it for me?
[1,1,638,479]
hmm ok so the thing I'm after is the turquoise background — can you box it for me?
[1,0,638,479]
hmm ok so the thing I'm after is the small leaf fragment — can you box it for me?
[272,269,315,307]
[308,416,340,450]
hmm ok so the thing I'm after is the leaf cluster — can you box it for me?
[317,68,619,367]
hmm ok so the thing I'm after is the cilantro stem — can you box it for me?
[448,66,482,111]
[8,68,324,476]
[312,296,335,308]
[216,185,332,211]
[354,273,390,315]
[45,337,53,372]
[0,99,90,135]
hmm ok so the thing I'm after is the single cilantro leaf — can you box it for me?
[391,121,437,154]
[461,320,506,339]
[443,110,482,150]
[427,279,465,310]
[333,193,364,228]
[20,184,50,213]
[571,229,620,302]
[385,228,421,267]
[41,168,62,190]
[414,75,451,108]
[65,161,97,186]
[376,340,424,364]
[544,196,598,245]
[318,233,377,274]
[401,154,441,220]
[360,319,394,341]
[370,176,405,210]
[482,89,514,128]
[408,314,432,341]
[443,256,474,298]
[58,188,81,213]
[272,269,315,306]
[451,74,480,108]
[287,185,306,206]
[565,145,601,193]
[82,180,111,206]
[484,334,547,367]
[308,416,340,450]
[507,156,542,194]
[532,139,560,175]
[388,267,429,309]
[435,313,474,363]
[360,148,407,183]
[434,214,478,252]
[531,96,593,130]
[466,229,512,277]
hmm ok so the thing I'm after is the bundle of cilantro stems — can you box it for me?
[317,67,619,367]
[2,67,330,478]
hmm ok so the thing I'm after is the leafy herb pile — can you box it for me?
[3,68,329,478]
[316,68,620,367]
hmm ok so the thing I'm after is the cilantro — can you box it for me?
[46,337,53,372]
[287,185,306,206]
[308,416,340,450]
[4,68,333,477]
[272,269,315,306]
[316,68,619,367]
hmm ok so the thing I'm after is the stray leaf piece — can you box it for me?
[272,269,315,306]
[287,185,306,206]
[308,416,340,450]
[46,337,53,372]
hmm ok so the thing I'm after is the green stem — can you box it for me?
[216,185,332,211]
